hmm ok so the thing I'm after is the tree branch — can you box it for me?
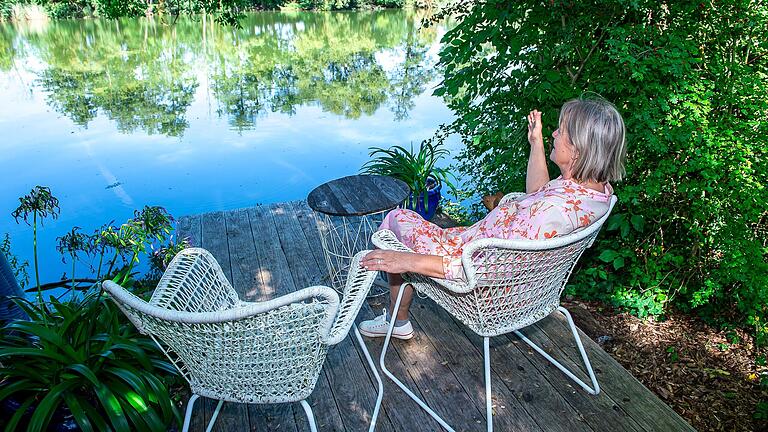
[571,13,615,85]
[24,278,99,293]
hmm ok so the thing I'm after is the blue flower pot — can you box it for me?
[405,179,442,220]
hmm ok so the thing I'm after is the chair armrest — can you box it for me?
[371,230,472,294]
[150,248,239,312]
[371,229,414,253]
[324,250,378,345]
[497,192,525,207]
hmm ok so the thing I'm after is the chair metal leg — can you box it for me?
[205,400,225,432]
[300,400,318,432]
[181,394,199,432]
[483,337,493,432]
[513,306,600,395]
[354,324,384,432]
[379,283,456,432]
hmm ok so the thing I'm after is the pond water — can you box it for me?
[0,10,458,289]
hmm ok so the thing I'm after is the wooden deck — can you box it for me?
[176,201,695,432]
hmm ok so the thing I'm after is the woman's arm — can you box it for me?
[361,250,445,278]
[526,110,550,193]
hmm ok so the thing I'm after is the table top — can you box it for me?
[307,174,410,216]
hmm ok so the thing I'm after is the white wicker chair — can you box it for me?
[102,247,381,432]
[370,194,617,432]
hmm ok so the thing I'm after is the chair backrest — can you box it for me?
[400,195,617,336]
[102,278,340,404]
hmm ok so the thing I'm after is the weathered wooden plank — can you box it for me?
[176,215,206,430]
[198,211,251,432]
[246,205,297,298]
[368,174,410,207]
[291,200,433,432]
[407,299,577,432]
[307,182,355,216]
[533,314,695,432]
[247,404,298,432]
[257,202,347,432]
[224,208,263,299]
[219,208,296,431]
[269,202,326,289]
[375,301,501,431]
[354,303,444,432]
[272,201,392,432]
[336,175,376,215]
[501,330,645,432]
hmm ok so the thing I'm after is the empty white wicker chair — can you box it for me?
[370,194,617,432]
[103,247,381,432]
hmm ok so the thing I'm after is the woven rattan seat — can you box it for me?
[103,247,380,432]
[370,193,618,432]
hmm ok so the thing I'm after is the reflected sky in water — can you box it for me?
[0,10,458,285]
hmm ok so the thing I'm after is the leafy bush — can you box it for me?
[0,288,182,431]
[431,1,768,336]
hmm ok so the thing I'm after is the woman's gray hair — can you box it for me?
[559,97,627,183]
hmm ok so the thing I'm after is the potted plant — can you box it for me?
[361,141,456,220]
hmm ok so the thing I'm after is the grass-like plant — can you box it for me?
[56,227,91,296]
[0,288,182,431]
[11,186,60,299]
[361,141,457,212]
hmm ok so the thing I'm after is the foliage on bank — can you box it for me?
[432,0,768,344]
[0,0,413,23]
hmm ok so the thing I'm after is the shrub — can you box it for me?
[0,288,182,431]
[431,1,768,334]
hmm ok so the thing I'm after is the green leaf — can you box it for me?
[96,383,131,432]
[605,214,624,231]
[613,256,625,270]
[598,250,619,262]
[0,378,34,402]
[63,394,96,432]
[104,366,148,395]
[630,215,645,232]
[80,400,112,432]
[620,222,630,238]
[0,347,71,364]
[66,363,101,387]
[28,380,79,432]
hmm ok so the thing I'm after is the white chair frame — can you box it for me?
[103,248,382,432]
[370,194,617,432]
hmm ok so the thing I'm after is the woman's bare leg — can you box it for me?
[387,272,414,321]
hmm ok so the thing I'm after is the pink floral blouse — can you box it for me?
[378,177,614,280]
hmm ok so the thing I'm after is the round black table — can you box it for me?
[307,175,410,294]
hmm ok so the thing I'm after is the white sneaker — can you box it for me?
[358,309,414,340]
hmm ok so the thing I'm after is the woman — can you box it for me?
[359,97,627,340]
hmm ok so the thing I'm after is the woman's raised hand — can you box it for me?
[527,110,543,147]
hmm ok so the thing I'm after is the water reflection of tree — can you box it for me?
[2,10,439,135]
[30,19,198,137]
[41,69,197,136]
[388,19,436,121]
[208,11,435,130]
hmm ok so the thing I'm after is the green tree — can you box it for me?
[433,1,768,336]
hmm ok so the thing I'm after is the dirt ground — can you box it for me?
[562,298,768,432]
